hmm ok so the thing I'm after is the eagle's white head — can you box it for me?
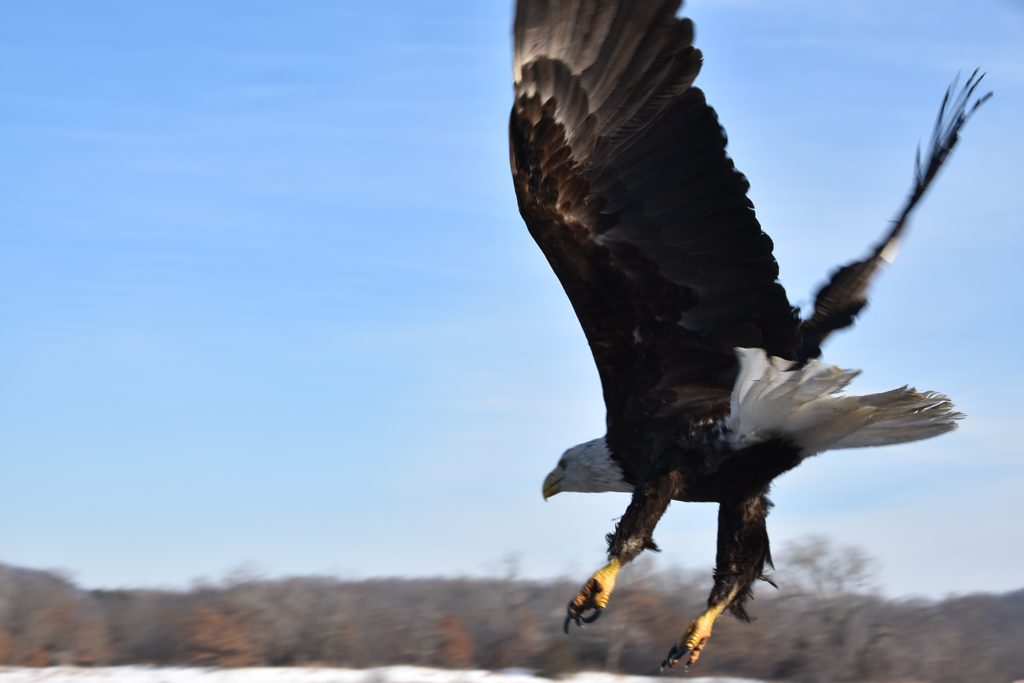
[542,436,633,499]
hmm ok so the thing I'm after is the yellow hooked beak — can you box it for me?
[542,469,564,500]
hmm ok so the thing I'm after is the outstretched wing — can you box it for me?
[798,71,991,361]
[510,0,799,427]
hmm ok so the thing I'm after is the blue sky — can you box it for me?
[2,0,1022,599]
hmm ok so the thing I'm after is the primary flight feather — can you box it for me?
[509,0,986,671]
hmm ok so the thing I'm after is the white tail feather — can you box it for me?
[727,348,962,455]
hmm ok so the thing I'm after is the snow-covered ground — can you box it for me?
[0,666,763,683]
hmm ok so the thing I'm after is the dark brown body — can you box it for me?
[510,73,798,616]
[603,423,802,618]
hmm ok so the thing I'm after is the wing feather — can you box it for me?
[798,71,991,360]
[510,0,799,438]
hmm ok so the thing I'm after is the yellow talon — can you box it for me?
[565,558,621,631]
[681,608,719,660]
[589,558,620,608]
[662,586,739,671]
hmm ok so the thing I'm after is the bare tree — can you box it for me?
[0,551,1020,681]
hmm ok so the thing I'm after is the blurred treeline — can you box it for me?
[1,537,1022,682]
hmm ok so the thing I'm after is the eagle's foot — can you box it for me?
[659,608,718,672]
[563,558,620,633]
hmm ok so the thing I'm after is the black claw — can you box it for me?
[562,609,578,634]
[659,643,692,674]
[563,600,604,634]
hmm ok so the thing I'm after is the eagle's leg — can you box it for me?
[661,492,773,671]
[564,472,682,632]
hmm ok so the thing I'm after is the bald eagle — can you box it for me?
[509,0,988,671]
